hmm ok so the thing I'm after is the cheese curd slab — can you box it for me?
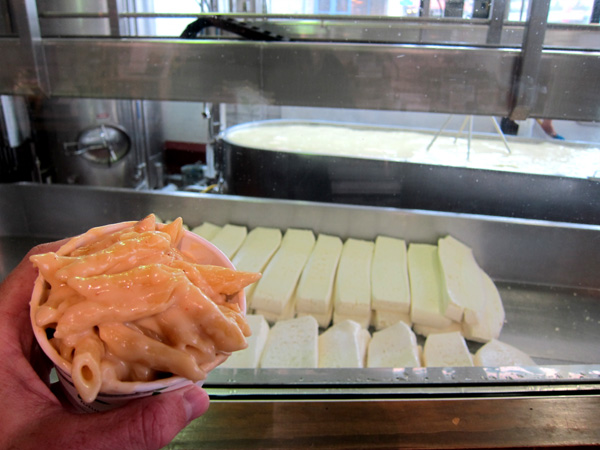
[423,331,474,367]
[371,236,410,313]
[462,271,505,343]
[408,243,454,329]
[318,320,370,368]
[220,315,270,369]
[334,238,374,317]
[437,235,486,325]
[295,234,343,315]
[333,309,371,329]
[473,339,536,366]
[297,302,333,328]
[210,224,248,259]
[232,227,282,305]
[371,309,411,330]
[367,321,420,368]
[191,222,222,241]
[412,321,462,338]
[259,316,319,368]
[251,229,315,318]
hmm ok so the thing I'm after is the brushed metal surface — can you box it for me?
[2,183,599,288]
[35,38,600,121]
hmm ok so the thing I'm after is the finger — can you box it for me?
[98,385,210,450]
[27,385,210,450]
[0,239,71,356]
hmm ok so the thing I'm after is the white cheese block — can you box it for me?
[253,293,297,322]
[251,229,315,318]
[297,302,333,328]
[231,227,282,306]
[437,235,486,325]
[473,339,536,366]
[423,331,474,367]
[371,309,411,330]
[191,222,222,241]
[367,321,420,368]
[259,316,319,368]
[295,234,343,315]
[333,309,371,329]
[371,236,410,313]
[408,243,454,329]
[318,320,370,368]
[210,224,248,259]
[220,315,269,369]
[358,328,371,367]
[412,321,463,338]
[334,238,374,317]
[252,308,281,324]
[462,271,505,343]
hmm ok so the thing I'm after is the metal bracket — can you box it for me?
[509,0,551,121]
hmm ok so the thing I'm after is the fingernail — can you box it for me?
[182,386,209,423]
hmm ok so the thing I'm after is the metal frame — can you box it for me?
[0,6,599,121]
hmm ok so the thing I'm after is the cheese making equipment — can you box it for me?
[1,0,600,447]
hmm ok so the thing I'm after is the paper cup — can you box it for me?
[30,220,245,413]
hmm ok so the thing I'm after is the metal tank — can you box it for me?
[28,0,164,189]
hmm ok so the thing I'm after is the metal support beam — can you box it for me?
[7,0,48,95]
[509,0,551,120]
[486,0,507,45]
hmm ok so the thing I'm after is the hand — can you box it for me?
[0,241,210,450]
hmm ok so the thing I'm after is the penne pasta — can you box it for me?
[72,333,105,404]
[69,214,158,257]
[30,214,260,404]
[99,322,207,382]
[55,265,185,338]
[55,231,176,280]
[175,282,250,353]
[153,307,217,365]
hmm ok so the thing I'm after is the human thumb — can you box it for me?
[65,385,209,450]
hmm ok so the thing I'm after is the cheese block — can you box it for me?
[423,331,474,367]
[371,309,411,330]
[333,309,371,329]
[462,271,505,343]
[220,315,269,368]
[408,243,454,329]
[253,295,297,322]
[473,339,536,366]
[318,320,370,368]
[191,222,222,240]
[297,302,333,328]
[371,236,410,313]
[210,224,248,259]
[259,316,319,368]
[232,227,282,305]
[295,234,343,315]
[334,238,374,317]
[367,321,420,368]
[437,235,486,325]
[412,321,462,338]
[251,229,315,318]
[358,328,371,366]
